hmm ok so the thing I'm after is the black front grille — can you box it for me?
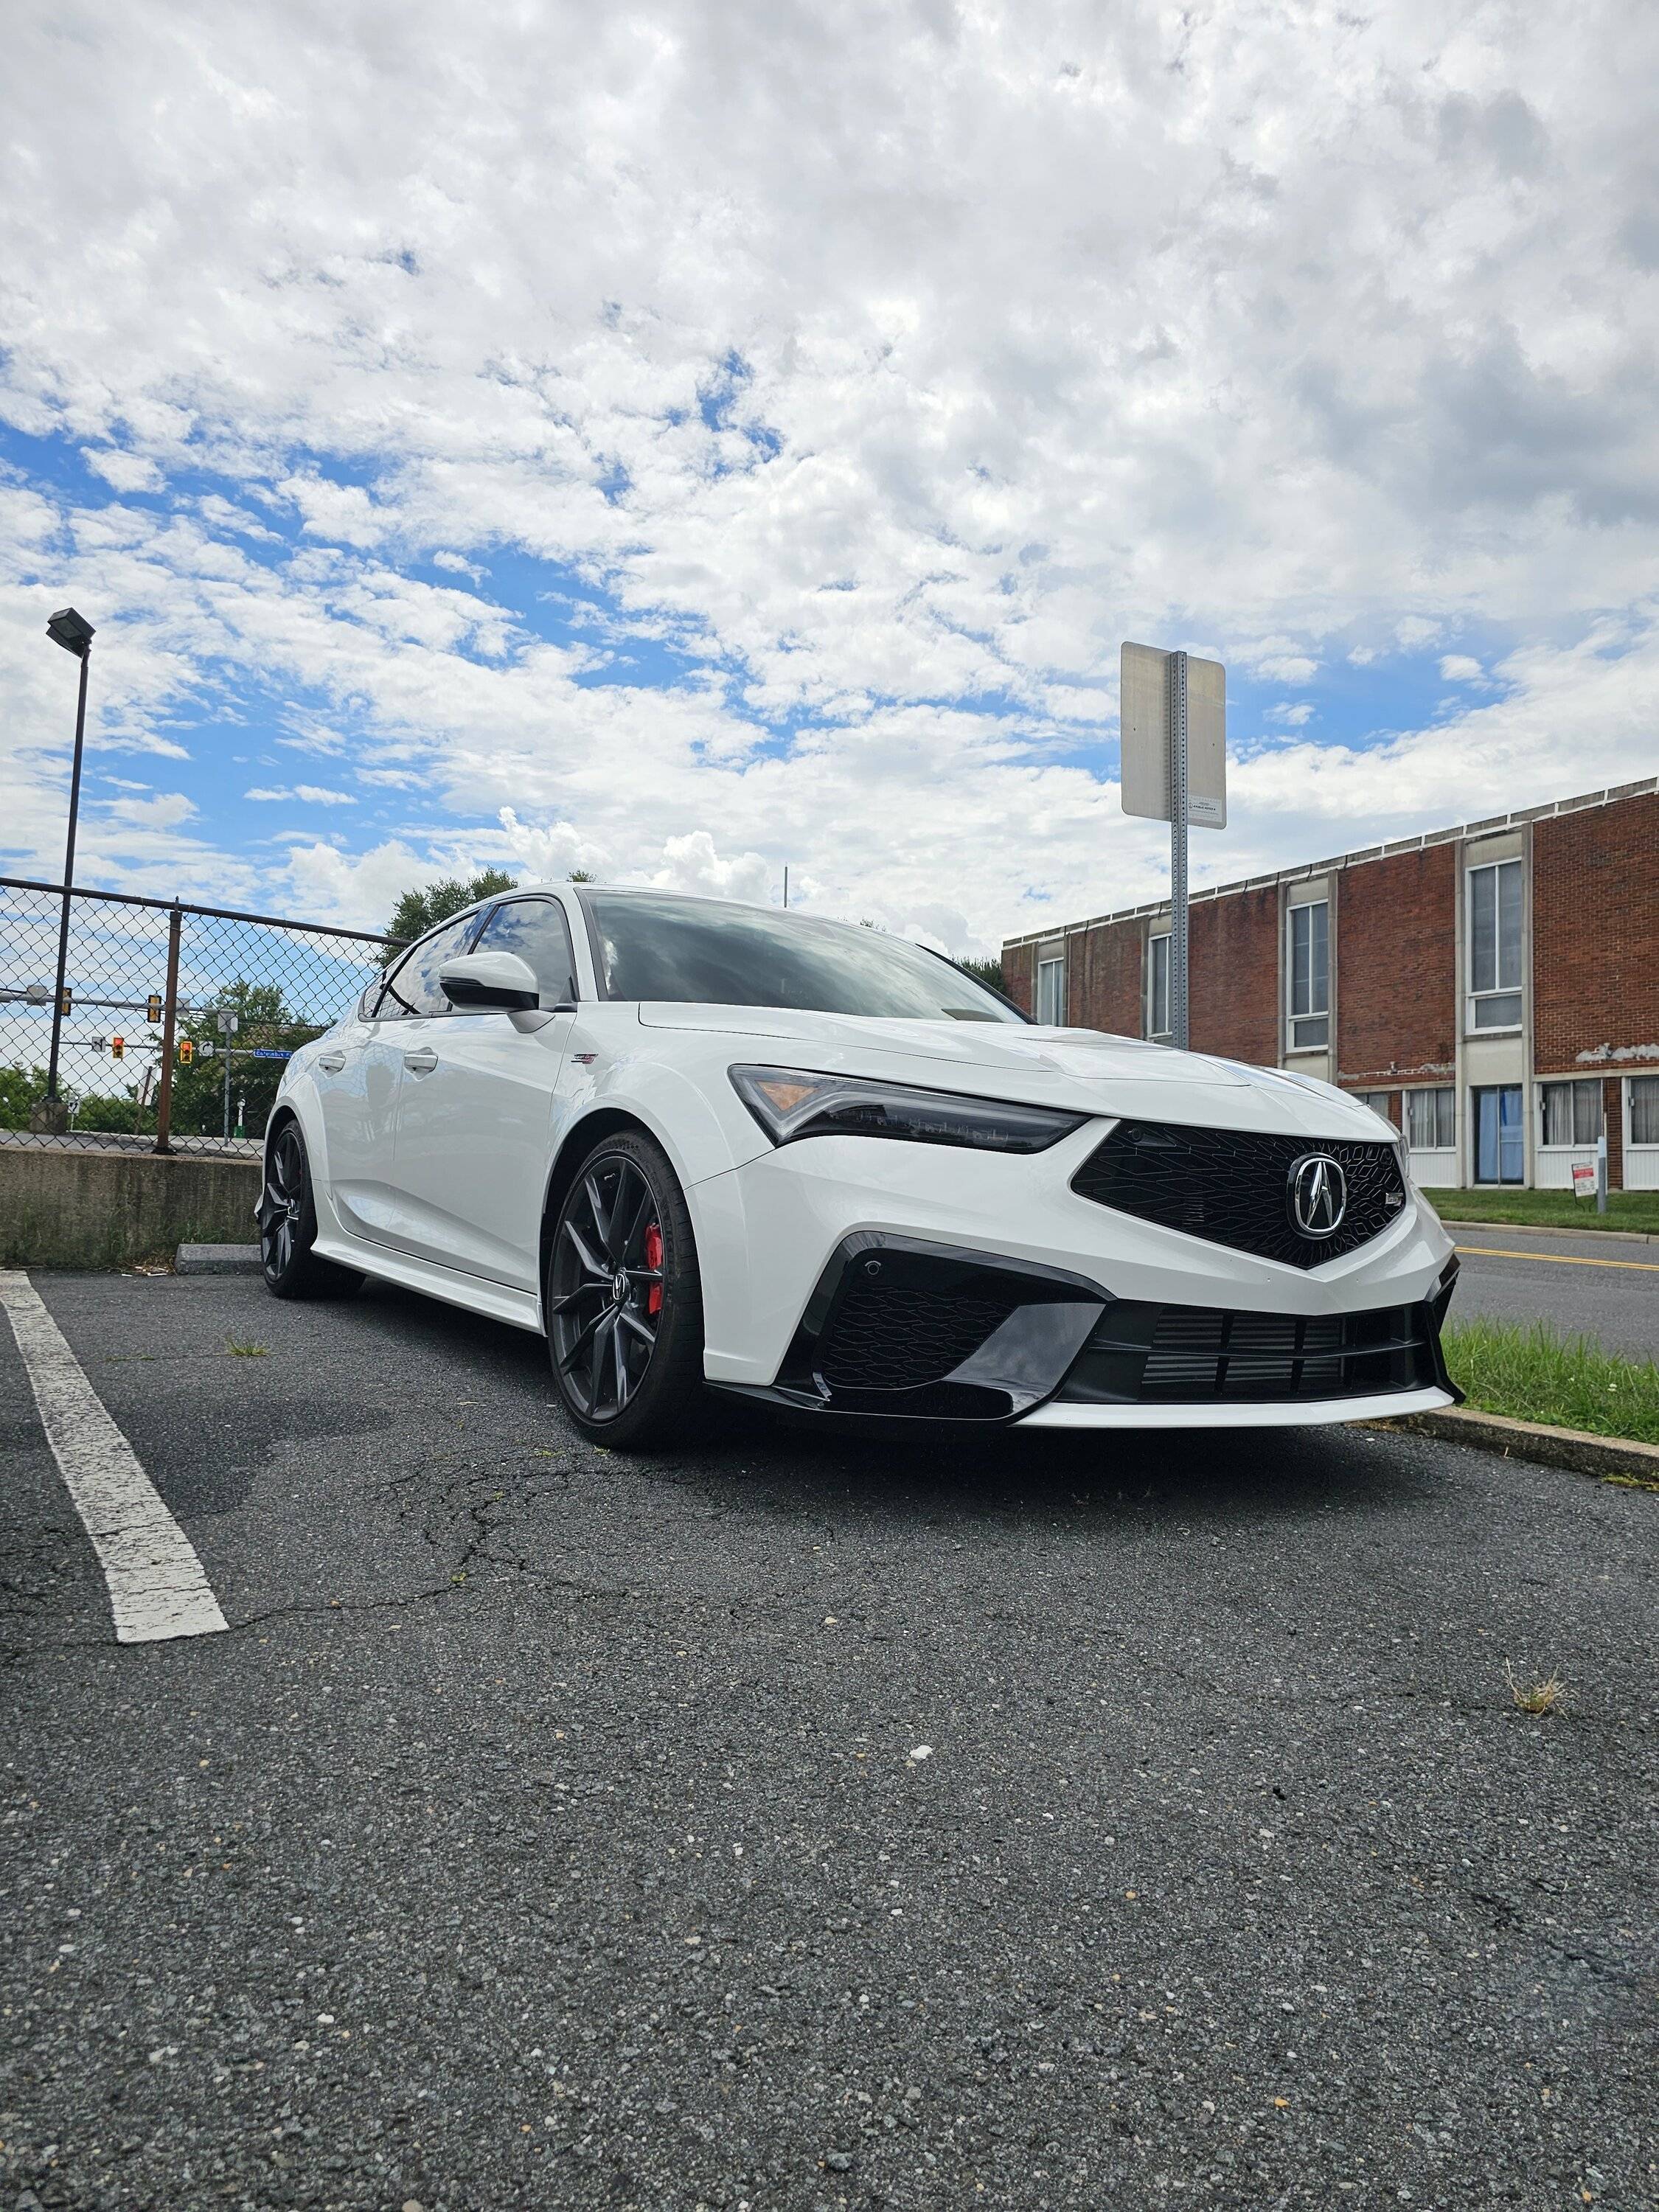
[1071,1118,1407,1269]
[817,1276,1020,1392]
[1059,1298,1439,1405]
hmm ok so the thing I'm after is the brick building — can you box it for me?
[1001,779,1659,1192]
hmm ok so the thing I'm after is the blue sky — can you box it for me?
[2,1,1655,952]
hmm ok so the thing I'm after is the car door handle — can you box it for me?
[403,1048,438,1074]
[316,1051,346,1073]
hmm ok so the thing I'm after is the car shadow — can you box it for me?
[347,1277,1430,1529]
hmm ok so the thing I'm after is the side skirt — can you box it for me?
[311,1228,545,1335]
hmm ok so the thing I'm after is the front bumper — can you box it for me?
[690,1121,1458,1426]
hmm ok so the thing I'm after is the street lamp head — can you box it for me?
[46,606,95,657]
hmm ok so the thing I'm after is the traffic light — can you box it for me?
[146,993,162,1023]
[111,1035,125,1061]
[59,988,72,1015]
[178,1038,195,1065]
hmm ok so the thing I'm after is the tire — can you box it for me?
[258,1117,364,1301]
[546,1128,706,1449]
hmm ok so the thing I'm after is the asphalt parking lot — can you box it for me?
[2,1270,1655,2211]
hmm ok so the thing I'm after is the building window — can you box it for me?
[1467,858,1522,1030]
[1147,932,1170,1041]
[1350,1090,1394,1124]
[1036,954,1065,1026]
[1286,900,1329,1051]
[1538,1079,1603,1149]
[1630,1075,1659,1147]
[1405,1086,1455,1151]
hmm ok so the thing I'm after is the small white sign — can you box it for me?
[1571,1160,1596,1198]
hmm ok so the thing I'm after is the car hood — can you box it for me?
[635,1005,1392,1141]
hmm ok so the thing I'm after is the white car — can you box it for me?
[259,883,1461,1447]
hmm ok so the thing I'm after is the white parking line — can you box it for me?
[0,1271,228,1645]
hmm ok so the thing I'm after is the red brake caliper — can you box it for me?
[644,1223,664,1316]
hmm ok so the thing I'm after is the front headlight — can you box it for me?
[729,1064,1087,1154]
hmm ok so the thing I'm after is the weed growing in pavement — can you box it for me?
[1441,1317,1659,1445]
[1503,1660,1568,1716]
[225,1337,269,1357]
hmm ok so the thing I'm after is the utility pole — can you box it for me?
[218,1009,239,1140]
[42,608,97,1121]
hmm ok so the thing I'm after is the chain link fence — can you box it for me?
[0,877,397,1158]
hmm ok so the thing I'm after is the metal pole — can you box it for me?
[153,904,181,1155]
[223,1040,232,1142]
[1169,649,1190,1051]
[45,646,92,1103]
[1596,1130,1608,1216]
[782,866,789,909]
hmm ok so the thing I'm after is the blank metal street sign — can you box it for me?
[1120,642,1227,829]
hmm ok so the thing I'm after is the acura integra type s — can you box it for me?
[258,883,1461,1448]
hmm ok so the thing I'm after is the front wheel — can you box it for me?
[259,1119,363,1300]
[546,1130,705,1449]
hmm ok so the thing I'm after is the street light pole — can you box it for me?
[44,608,97,1112]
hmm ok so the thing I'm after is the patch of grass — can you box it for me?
[1442,1315,1659,1446]
[1421,1186,1659,1235]
[1503,1660,1567,1716]
[225,1336,269,1358]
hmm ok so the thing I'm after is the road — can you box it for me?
[1446,1222,1659,1360]
[1,1270,1655,2211]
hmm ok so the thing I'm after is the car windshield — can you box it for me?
[580,891,1023,1023]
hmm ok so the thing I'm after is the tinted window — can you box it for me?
[473,897,579,1006]
[581,892,1021,1022]
[374,915,477,1019]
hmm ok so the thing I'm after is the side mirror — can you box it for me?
[438,950,540,1012]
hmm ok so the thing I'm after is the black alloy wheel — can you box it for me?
[258,1118,363,1300]
[546,1131,704,1447]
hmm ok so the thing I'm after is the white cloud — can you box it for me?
[647,830,773,906]
[83,448,163,494]
[246,784,356,805]
[1,0,1656,951]
[498,810,611,883]
[1439,653,1486,681]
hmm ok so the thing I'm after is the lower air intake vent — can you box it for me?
[818,1276,1020,1392]
[1059,1298,1441,1405]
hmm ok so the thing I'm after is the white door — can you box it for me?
[387,896,582,1290]
[319,914,476,1247]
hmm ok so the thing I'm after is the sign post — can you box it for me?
[218,1009,240,1141]
[1120,642,1227,1051]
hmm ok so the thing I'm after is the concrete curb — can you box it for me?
[1371,1404,1659,1487]
[1440,1217,1659,1247]
[175,1244,262,1276]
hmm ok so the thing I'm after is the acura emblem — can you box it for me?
[1288,1152,1347,1239]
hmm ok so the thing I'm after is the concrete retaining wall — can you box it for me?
[0,1147,261,1269]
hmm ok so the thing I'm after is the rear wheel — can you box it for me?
[259,1119,363,1300]
[546,1130,705,1449]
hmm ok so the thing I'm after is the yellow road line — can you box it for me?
[1456,1243,1659,1274]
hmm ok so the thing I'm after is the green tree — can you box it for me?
[956,953,1008,996]
[0,1065,46,1131]
[167,980,316,1140]
[72,1088,147,1134]
[387,868,518,945]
